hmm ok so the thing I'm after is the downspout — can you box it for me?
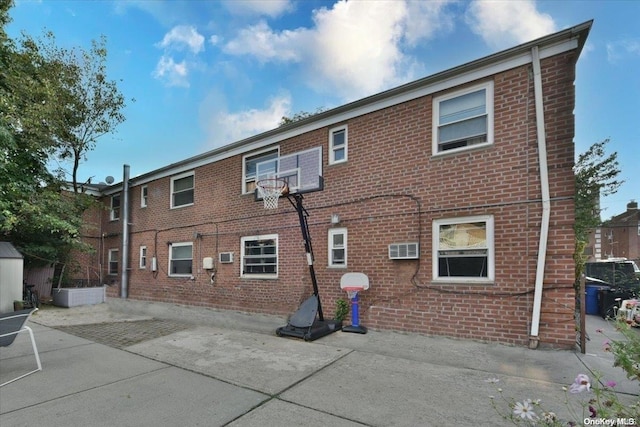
[529,46,551,349]
[120,164,130,298]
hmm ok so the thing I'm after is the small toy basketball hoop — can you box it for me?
[340,272,369,334]
[256,178,288,210]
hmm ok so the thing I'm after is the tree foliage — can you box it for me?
[1,1,126,266]
[573,138,624,281]
[574,138,624,241]
[279,107,327,126]
[31,32,130,192]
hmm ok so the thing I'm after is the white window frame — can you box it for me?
[170,172,194,209]
[168,242,193,277]
[240,234,278,279]
[140,185,148,208]
[329,125,348,165]
[432,81,494,156]
[108,248,119,276]
[139,246,147,269]
[328,228,347,267]
[242,147,279,194]
[432,215,494,283]
[110,194,120,221]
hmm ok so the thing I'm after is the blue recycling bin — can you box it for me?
[585,285,605,315]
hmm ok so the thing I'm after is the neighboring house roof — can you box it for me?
[608,203,639,225]
[0,242,23,259]
[99,20,593,196]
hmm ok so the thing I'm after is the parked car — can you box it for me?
[586,259,640,289]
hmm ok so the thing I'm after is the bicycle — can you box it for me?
[23,283,39,309]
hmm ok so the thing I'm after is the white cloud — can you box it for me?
[404,0,455,46]
[222,0,454,101]
[223,21,306,62]
[152,55,189,87]
[203,94,292,148]
[465,0,556,49]
[308,0,408,99]
[157,25,205,54]
[607,39,640,63]
[222,0,293,17]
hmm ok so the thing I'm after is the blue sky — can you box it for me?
[7,0,639,219]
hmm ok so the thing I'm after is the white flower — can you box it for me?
[513,399,537,420]
[485,378,500,383]
[569,374,591,394]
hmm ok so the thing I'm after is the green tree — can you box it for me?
[279,107,327,126]
[1,1,125,267]
[30,32,131,192]
[573,139,624,280]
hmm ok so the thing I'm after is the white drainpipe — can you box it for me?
[121,164,130,298]
[529,46,551,349]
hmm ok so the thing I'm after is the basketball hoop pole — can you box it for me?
[287,193,324,321]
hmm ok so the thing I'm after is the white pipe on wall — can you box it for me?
[529,46,551,348]
[121,164,130,298]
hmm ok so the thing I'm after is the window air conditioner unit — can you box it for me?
[219,252,234,264]
[388,242,419,260]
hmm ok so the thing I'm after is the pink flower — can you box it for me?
[596,328,603,333]
[605,380,617,388]
[569,374,591,393]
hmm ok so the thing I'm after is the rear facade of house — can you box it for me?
[75,22,592,348]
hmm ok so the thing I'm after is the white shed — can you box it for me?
[0,242,24,313]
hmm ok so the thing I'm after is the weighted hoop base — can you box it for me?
[341,324,368,334]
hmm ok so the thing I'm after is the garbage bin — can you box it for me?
[585,285,606,315]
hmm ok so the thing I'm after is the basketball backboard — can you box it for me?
[255,146,323,195]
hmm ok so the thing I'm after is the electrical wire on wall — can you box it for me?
[126,190,574,311]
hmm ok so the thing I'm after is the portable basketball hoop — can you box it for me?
[256,178,288,210]
[340,272,369,334]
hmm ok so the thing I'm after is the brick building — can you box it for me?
[589,201,640,262]
[74,21,592,348]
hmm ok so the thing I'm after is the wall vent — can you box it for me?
[388,242,419,260]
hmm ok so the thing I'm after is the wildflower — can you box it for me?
[485,378,500,383]
[596,328,603,333]
[605,380,616,388]
[543,411,557,423]
[569,374,591,393]
[513,399,537,420]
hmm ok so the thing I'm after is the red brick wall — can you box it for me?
[86,50,578,348]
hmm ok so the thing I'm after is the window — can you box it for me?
[141,185,148,208]
[110,194,120,221]
[171,172,194,208]
[139,246,147,269]
[329,125,347,164]
[243,149,278,194]
[433,215,494,282]
[241,234,278,278]
[328,228,347,267]
[433,82,493,155]
[108,249,119,275]
[169,242,193,276]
